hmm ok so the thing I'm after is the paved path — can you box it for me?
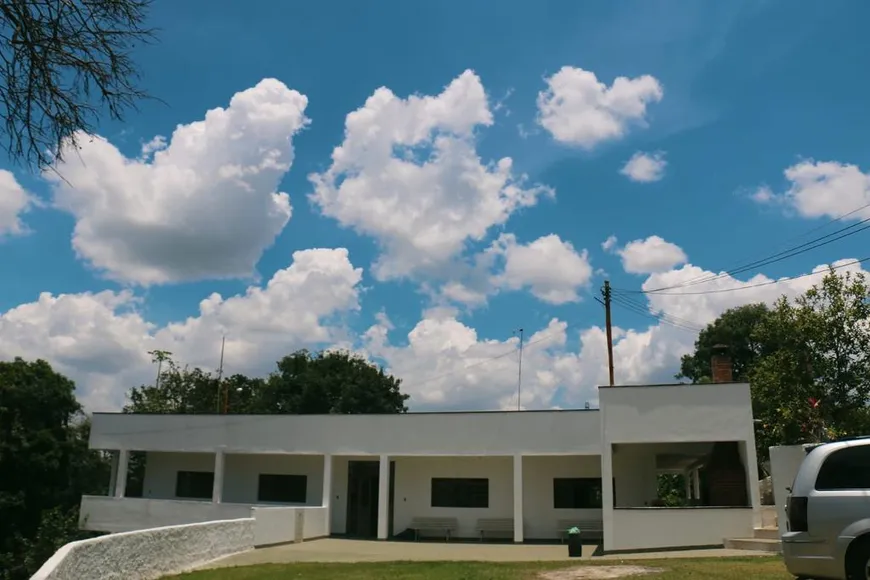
[203,538,774,569]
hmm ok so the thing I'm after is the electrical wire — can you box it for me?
[638,201,870,294]
[610,293,702,333]
[610,292,704,332]
[619,256,870,296]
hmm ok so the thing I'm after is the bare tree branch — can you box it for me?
[0,0,156,169]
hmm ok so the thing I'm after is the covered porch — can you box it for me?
[604,441,758,552]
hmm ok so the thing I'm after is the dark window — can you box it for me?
[175,471,214,499]
[258,474,308,503]
[815,446,870,490]
[553,478,603,509]
[431,478,488,508]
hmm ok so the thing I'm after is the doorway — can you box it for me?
[345,460,395,538]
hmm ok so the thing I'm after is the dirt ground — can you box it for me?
[539,566,662,579]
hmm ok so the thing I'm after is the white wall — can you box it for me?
[223,454,324,505]
[143,452,215,500]
[250,507,299,546]
[611,445,658,507]
[522,455,603,539]
[600,383,755,444]
[32,518,254,580]
[770,444,808,536]
[392,456,513,538]
[90,410,602,456]
[610,508,753,551]
[80,496,254,533]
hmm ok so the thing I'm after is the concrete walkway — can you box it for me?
[203,538,775,569]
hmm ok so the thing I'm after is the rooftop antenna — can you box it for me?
[513,327,524,411]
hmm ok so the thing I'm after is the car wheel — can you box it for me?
[845,537,870,580]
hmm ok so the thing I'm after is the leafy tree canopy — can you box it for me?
[125,348,409,415]
[0,358,108,580]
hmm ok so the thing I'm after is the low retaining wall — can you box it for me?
[30,518,255,580]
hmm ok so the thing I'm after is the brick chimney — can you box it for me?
[711,344,733,383]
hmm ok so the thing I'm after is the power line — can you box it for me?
[619,256,870,296]
[640,201,870,294]
[610,292,703,333]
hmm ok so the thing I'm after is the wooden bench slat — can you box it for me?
[476,518,515,540]
[557,519,603,542]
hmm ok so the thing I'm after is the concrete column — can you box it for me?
[322,454,333,535]
[513,454,524,543]
[115,449,129,498]
[601,443,614,551]
[692,467,701,500]
[212,449,225,503]
[108,450,119,496]
[684,470,692,500]
[377,454,390,540]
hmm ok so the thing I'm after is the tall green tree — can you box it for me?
[260,350,409,414]
[677,303,773,383]
[125,349,408,416]
[0,358,109,580]
[751,270,870,457]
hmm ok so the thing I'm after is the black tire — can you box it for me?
[845,536,870,580]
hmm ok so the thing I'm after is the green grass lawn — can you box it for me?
[164,557,792,580]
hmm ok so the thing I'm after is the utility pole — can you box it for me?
[602,281,615,386]
[216,335,226,413]
[515,327,524,411]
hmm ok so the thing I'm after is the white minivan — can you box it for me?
[782,438,870,580]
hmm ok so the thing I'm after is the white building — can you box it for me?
[80,368,763,553]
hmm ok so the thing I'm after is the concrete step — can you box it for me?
[760,506,778,528]
[753,527,780,540]
[724,537,782,553]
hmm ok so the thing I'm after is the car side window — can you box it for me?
[815,445,870,490]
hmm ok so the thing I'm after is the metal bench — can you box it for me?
[557,519,603,543]
[408,516,459,541]
[476,518,515,540]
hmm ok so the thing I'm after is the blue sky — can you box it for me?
[2,0,870,411]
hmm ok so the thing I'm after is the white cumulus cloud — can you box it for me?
[618,236,688,274]
[0,170,35,237]
[0,248,361,410]
[309,70,553,282]
[536,66,663,149]
[45,78,310,285]
[489,233,593,304]
[751,159,870,220]
[620,151,667,182]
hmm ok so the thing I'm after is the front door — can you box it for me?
[345,460,395,538]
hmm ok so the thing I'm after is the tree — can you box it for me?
[751,270,870,457]
[677,303,773,383]
[0,358,109,580]
[125,349,409,416]
[260,350,409,414]
[0,0,155,169]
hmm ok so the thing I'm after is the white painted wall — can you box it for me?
[223,453,324,505]
[611,445,658,507]
[143,452,215,499]
[392,456,513,538]
[80,496,254,533]
[770,444,808,536]
[600,383,755,444]
[302,505,329,539]
[250,507,299,546]
[90,410,602,456]
[32,518,254,580]
[522,455,603,539]
[610,508,753,551]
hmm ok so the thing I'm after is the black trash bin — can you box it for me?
[567,532,583,557]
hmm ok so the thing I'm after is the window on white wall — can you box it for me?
[175,471,214,499]
[553,478,602,509]
[431,478,489,508]
[258,474,307,503]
